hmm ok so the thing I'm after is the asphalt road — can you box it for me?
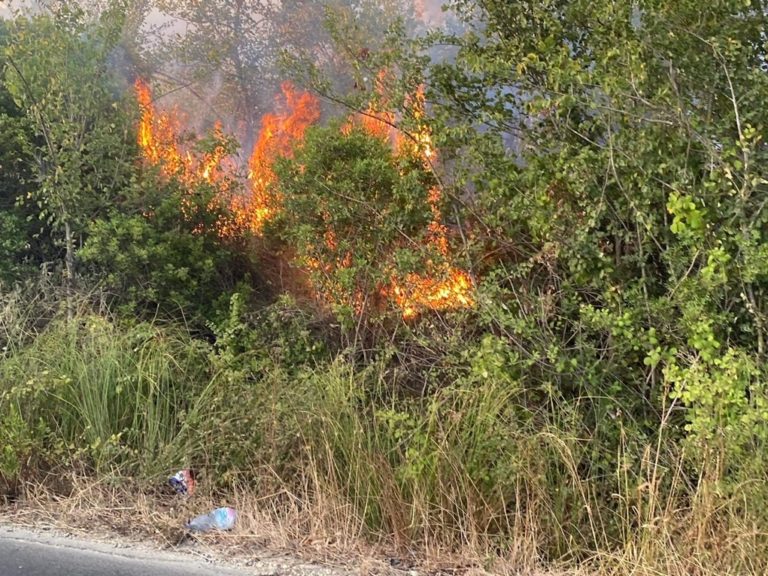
[0,525,252,576]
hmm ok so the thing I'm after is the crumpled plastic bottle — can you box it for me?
[186,507,237,532]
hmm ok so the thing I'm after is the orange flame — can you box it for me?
[350,80,474,318]
[232,82,321,234]
[389,268,474,320]
[343,70,401,146]
[402,85,436,162]
[136,78,184,177]
[135,79,243,235]
[134,76,473,319]
[135,79,231,187]
[198,122,229,183]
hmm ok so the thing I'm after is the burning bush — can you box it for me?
[273,121,472,320]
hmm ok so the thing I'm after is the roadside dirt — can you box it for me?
[0,486,452,576]
[0,522,355,576]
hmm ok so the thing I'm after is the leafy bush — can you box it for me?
[273,122,442,321]
[79,175,245,325]
[179,293,330,486]
[2,0,768,572]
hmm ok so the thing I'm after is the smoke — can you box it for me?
[2,0,461,159]
[414,0,448,27]
[1,0,43,18]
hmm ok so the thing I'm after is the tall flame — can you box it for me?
[136,78,184,177]
[198,122,229,184]
[227,82,321,234]
[135,78,230,187]
[135,79,247,236]
[343,70,400,146]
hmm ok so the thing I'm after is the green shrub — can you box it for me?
[79,176,244,325]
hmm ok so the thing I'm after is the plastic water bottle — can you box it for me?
[186,507,237,532]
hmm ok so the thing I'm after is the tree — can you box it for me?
[78,174,245,324]
[142,0,418,156]
[0,19,36,283]
[147,0,278,154]
[274,122,435,320]
[4,4,135,304]
[425,0,768,472]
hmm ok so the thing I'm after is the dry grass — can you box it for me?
[0,472,562,576]
[1,469,764,576]
[0,473,437,572]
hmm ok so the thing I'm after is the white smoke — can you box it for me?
[415,0,448,27]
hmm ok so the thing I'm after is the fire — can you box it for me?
[233,82,321,234]
[135,79,246,236]
[351,80,475,318]
[402,85,435,162]
[135,78,184,177]
[346,106,397,143]
[386,185,475,319]
[343,70,400,146]
[402,90,475,317]
[135,78,231,188]
[135,79,320,237]
[134,76,473,319]
[389,268,474,320]
[198,122,229,183]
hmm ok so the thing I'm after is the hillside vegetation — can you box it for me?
[2,1,768,574]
